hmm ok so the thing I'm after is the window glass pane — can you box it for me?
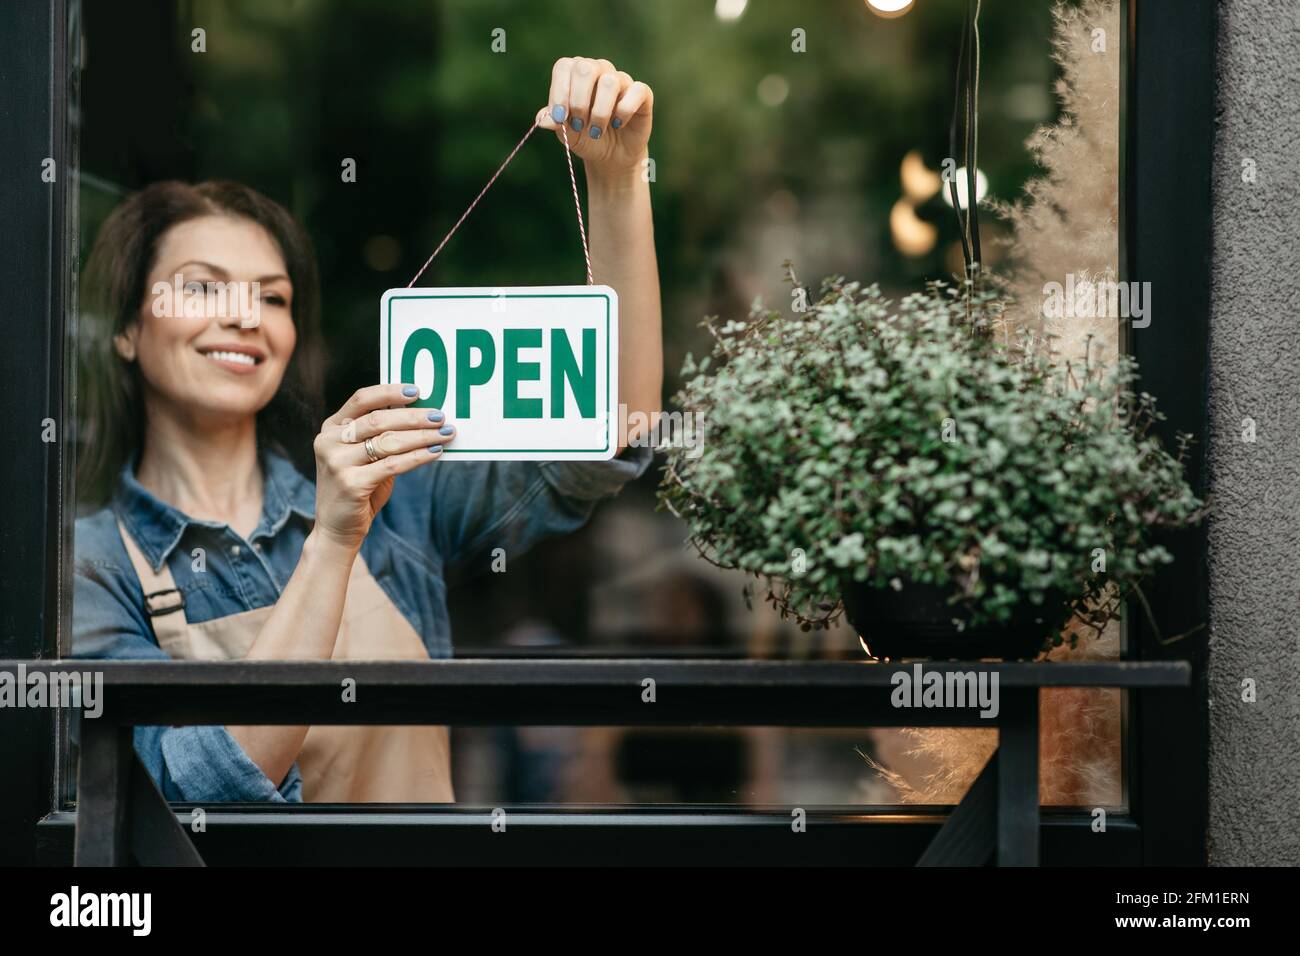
[68,0,1123,811]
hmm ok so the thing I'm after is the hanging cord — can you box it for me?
[947,0,984,285]
[947,10,972,273]
[558,122,594,285]
[406,114,593,288]
[967,0,983,273]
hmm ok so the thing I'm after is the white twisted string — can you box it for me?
[406,114,592,288]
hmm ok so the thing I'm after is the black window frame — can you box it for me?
[0,0,1215,866]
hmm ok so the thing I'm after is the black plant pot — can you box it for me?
[841,579,1072,661]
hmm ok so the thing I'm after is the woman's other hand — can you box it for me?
[311,385,456,551]
[536,57,653,179]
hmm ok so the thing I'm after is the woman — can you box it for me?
[72,57,662,804]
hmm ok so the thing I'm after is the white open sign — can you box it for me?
[380,285,619,461]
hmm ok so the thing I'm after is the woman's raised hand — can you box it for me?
[311,385,455,551]
[536,57,653,177]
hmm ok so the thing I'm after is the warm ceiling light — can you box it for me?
[715,0,747,21]
[900,150,942,203]
[940,167,989,209]
[890,198,937,257]
[866,0,915,18]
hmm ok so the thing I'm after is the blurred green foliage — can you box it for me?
[80,0,1061,410]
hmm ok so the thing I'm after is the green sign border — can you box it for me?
[386,291,612,455]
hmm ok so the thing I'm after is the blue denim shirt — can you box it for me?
[72,446,652,803]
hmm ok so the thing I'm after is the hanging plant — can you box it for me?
[658,273,1206,659]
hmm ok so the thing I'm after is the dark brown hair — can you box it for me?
[76,180,325,507]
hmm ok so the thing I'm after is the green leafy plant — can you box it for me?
[658,275,1207,645]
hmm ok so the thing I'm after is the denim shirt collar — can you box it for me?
[112,447,316,572]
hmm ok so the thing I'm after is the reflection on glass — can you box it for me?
[67,0,1121,811]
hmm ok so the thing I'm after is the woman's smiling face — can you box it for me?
[119,214,297,427]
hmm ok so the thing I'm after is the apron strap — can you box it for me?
[115,517,191,650]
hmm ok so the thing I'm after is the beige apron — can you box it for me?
[117,519,454,803]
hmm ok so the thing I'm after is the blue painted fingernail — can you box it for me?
[589,125,602,139]
[439,425,454,436]
[611,117,623,129]
[428,446,443,454]
[551,104,566,123]
[427,410,444,423]
[402,385,418,397]
[570,116,584,132]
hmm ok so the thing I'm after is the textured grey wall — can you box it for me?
[1206,0,1300,866]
